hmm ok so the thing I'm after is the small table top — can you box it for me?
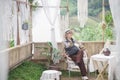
[40,70,62,80]
[91,54,114,61]
[89,54,116,80]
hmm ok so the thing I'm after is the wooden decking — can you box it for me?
[60,71,108,80]
[61,75,107,80]
[61,77,95,80]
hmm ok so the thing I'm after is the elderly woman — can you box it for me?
[63,29,88,80]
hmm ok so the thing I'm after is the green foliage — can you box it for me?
[77,24,103,41]
[61,0,110,17]
[28,0,39,11]
[28,0,34,4]
[36,42,61,66]
[104,26,114,40]
[60,0,77,16]
[10,39,14,47]
[32,2,39,11]
[47,42,61,64]
[9,61,46,80]
[88,0,102,16]
[9,61,81,80]
[105,11,113,26]
[52,48,61,64]
[70,17,114,41]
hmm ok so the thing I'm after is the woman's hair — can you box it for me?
[65,29,73,34]
[64,29,73,40]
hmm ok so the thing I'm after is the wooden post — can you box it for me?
[102,0,106,42]
[29,3,33,42]
[102,22,106,42]
[66,0,69,27]
[16,1,20,45]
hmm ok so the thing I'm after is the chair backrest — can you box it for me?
[66,51,88,71]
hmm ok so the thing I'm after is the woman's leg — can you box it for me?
[77,50,87,76]
[70,50,87,76]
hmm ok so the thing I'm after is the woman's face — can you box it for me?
[65,31,73,39]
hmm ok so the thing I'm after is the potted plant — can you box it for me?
[47,42,61,70]
[36,42,61,69]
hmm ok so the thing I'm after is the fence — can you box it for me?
[0,42,32,70]
[32,41,105,70]
[0,41,107,70]
[33,41,104,59]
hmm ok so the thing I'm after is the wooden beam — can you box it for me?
[32,5,68,9]
[13,0,30,5]
[13,0,68,9]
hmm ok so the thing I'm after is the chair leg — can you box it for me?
[87,59,90,76]
[68,70,70,77]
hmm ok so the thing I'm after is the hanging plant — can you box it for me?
[22,22,29,30]
[22,20,30,30]
[28,0,39,11]
[28,0,34,4]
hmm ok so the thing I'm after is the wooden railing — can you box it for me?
[0,42,33,70]
[33,41,104,59]
[32,41,105,70]
[0,41,107,70]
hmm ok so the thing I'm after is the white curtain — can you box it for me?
[109,0,120,80]
[77,0,88,28]
[11,1,18,46]
[32,0,62,48]
[41,0,61,48]
[19,3,30,44]
[0,0,11,79]
[7,0,30,46]
[60,15,69,41]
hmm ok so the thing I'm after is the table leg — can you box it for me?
[96,63,108,80]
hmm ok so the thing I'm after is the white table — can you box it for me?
[40,70,62,80]
[89,54,115,80]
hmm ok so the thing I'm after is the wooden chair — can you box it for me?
[66,51,88,77]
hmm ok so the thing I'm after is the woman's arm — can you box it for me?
[61,41,71,60]
[74,40,86,50]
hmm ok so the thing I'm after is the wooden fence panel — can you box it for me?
[0,41,106,70]
[33,41,104,59]
[32,41,105,70]
[33,42,51,60]
[0,43,32,70]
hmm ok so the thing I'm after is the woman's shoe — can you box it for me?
[82,76,88,80]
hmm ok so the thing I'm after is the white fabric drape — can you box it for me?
[109,0,120,80]
[32,0,62,49]
[41,0,61,48]
[77,0,88,28]
[19,3,30,44]
[7,0,30,46]
[60,15,69,41]
[0,0,11,79]
[32,7,51,42]
[11,1,18,46]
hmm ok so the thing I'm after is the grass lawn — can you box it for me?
[9,61,108,80]
[8,61,46,80]
[8,61,82,80]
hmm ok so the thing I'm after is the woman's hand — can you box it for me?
[66,56,72,60]
[62,53,71,60]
